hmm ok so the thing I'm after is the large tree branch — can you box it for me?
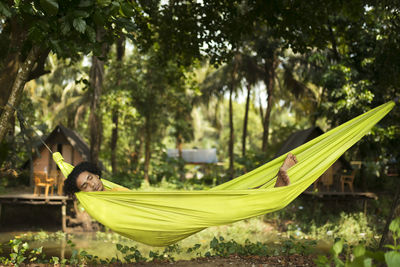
[0,45,41,143]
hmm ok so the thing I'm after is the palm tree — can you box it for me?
[110,36,126,174]
[239,54,264,157]
[89,27,109,164]
[252,36,283,153]
[27,54,91,131]
[280,49,332,125]
[201,54,242,179]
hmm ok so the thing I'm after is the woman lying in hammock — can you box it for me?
[63,153,298,195]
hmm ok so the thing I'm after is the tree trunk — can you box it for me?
[0,18,26,113]
[110,36,125,174]
[0,18,49,116]
[228,87,235,179]
[258,96,264,125]
[89,28,108,164]
[0,56,20,111]
[110,108,119,173]
[176,133,185,181]
[261,55,278,152]
[0,46,41,144]
[133,131,144,173]
[143,119,151,183]
[242,83,251,157]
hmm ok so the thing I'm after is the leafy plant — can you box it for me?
[280,237,316,256]
[1,238,46,266]
[116,243,147,263]
[209,236,270,257]
[315,216,400,267]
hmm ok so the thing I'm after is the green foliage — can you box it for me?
[308,212,374,243]
[315,216,400,267]
[39,0,59,16]
[116,243,147,263]
[1,238,46,266]
[108,171,143,189]
[209,236,270,257]
[149,152,184,184]
[234,150,271,176]
[280,237,316,256]
[5,214,400,265]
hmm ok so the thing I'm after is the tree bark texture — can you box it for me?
[261,55,278,152]
[0,46,41,144]
[228,87,235,179]
[89,28,108,164]
[242,84,251,157]
[0,18,49,113]
[176,133,185,181]
[143,119,151,183]
[110,36,125,174]
[110,108,119,173]
[133,132,144,173]
[89,54,104,164]
[0,18,26,112]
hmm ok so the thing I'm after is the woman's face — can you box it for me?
[76,171,104,192]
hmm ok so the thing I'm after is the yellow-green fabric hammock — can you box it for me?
[53,101,395,246]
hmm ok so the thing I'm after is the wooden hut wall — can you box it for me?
[33,147,51,173]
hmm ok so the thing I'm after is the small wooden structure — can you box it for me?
[1,125,96,232]
[29,124,91,195]
[275,126,351,192]
[167,148,218,164]
[167,148,220,180]
[302,191,378,214]
[0,194,69,231]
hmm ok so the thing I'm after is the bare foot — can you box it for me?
[275,153,298,187]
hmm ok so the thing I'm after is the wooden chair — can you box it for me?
[49,170,63,195]
[340,170,355,192]
[33,171,55,197]
[340,161,362,192]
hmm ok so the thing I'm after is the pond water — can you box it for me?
[0,231,137,260]
[0,217,334,262]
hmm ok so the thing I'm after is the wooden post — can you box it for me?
[363,199,367,215]
[61,200,67,232]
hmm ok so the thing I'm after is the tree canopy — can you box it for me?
[0,0,399,186]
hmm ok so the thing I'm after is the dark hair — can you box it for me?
[63,161,102,196]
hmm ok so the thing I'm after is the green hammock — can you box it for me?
[53,101,395,246]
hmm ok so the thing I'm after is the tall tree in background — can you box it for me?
[28,56,91,130]
[110,36,126,174]
[89,28,109,164]
[125,48,190,182]
[252,33,284,153]
[201,55,242,179]
[240,54,263,157]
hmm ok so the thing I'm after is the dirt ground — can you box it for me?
[132,254,317,266]
[20,255,317,266]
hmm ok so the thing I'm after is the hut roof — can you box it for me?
[275,126,351,168]
[167,148,218,164]
[55,125,90,160]
[36,124,90,161]
[275,126,324,158]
